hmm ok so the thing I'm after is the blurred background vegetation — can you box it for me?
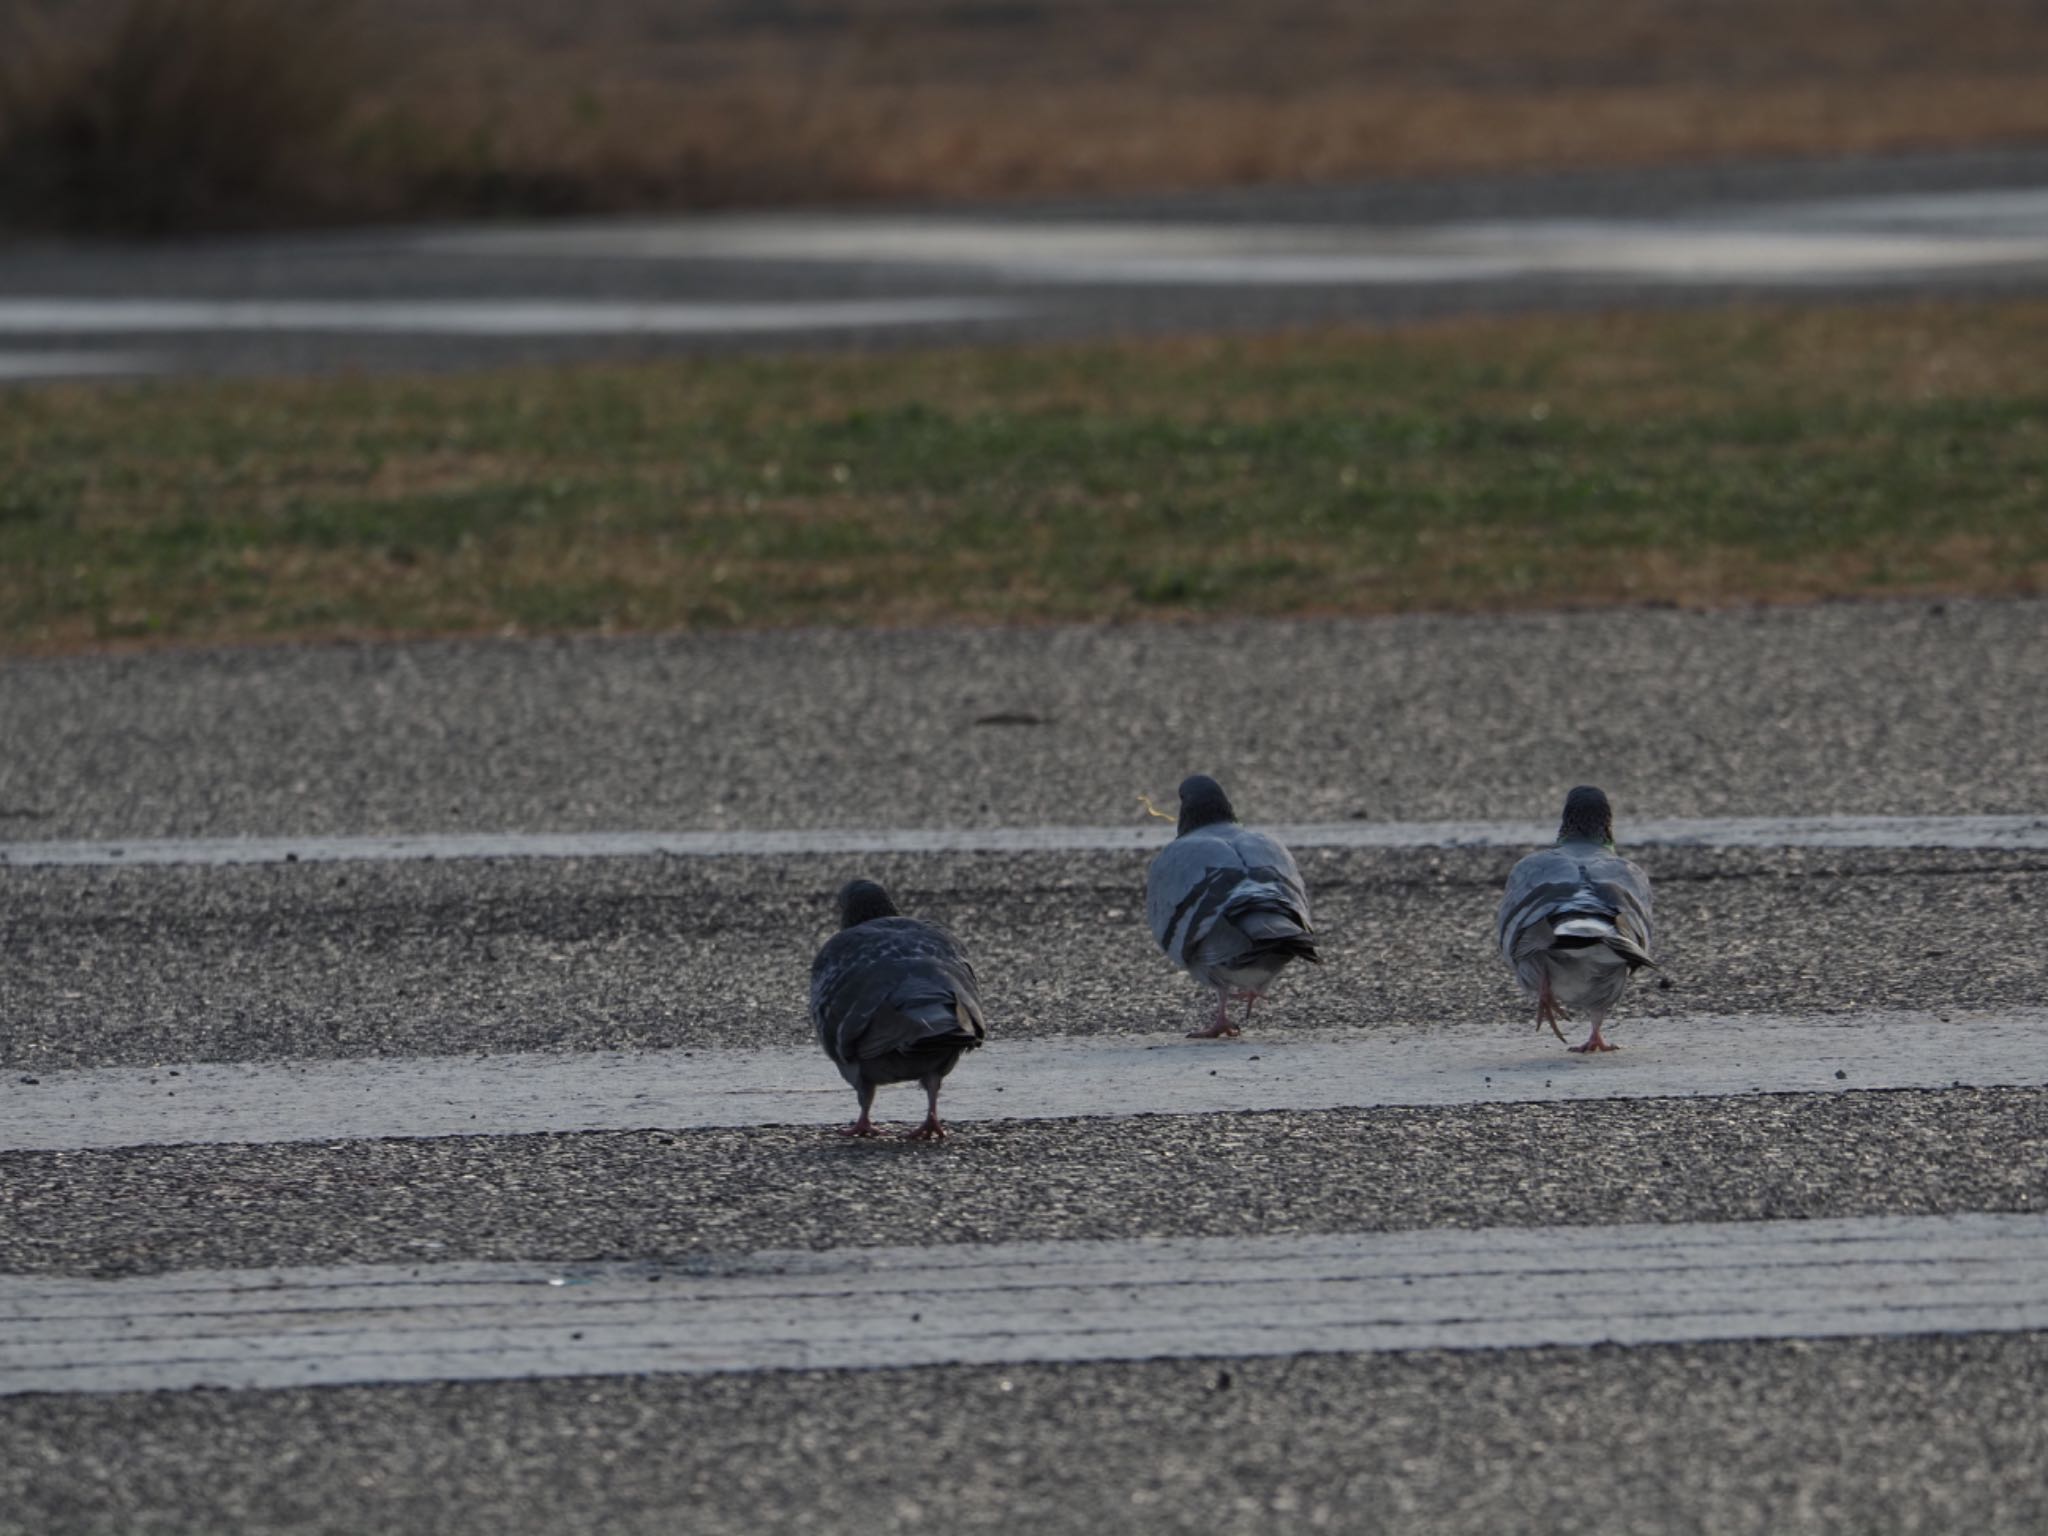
[9,0,2048,235]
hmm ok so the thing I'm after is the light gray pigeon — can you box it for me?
[810,878,987,1139]
[1145,774,1320,1039]
[1497,785,1657,1053]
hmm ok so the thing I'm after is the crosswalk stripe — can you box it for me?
[7,1008,2042,1154]
[4,1212,2042,1396]
[4,813,2045,869]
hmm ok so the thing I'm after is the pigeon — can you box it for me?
[1145,773,1320,1038]
[1497,785,1657,1053]
[809,878,987,1139]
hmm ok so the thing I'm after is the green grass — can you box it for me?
[5,300,2047,653]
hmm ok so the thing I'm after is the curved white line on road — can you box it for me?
[4,813,2045,870]
[4,1213,2043,1396]
[6,1008,2042,1154]
[0,298,1023,337]
[418,209,2048,284]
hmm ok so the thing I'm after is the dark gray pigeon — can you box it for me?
[1144,774,1320,1038]
[1497,785,1657,1053]
[810,878,987,1139]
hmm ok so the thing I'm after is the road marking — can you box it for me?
[0,349,162,381]
[6,1008,2041,1154]
[419,195,2048,285]
[5,813,2044,869]
[0,297,1022,338]
[423,217,1529,274]
[4,1212,2042,1396]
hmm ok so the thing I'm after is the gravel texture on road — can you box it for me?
[3,601,2043,841]
[3,845,2040,1071]
[4,1087,2041,1277]
[5,1331,2044,1536]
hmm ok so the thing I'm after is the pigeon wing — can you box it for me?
[810,917,986,1087]
[1498,844,1656,972]
[1147,823,1314,972]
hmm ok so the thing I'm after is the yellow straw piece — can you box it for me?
[1137,793,1176,822]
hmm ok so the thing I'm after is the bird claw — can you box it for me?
[902,1119,948,1142]
[1568,1036,1620,1054]
[1185,1021,1241,1039]
[838,1121,882,1138]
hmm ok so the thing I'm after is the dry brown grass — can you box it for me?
[7,0,2048,230]
[354,0,2048,212]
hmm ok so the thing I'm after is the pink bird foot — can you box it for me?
[1187,990,1250,1039]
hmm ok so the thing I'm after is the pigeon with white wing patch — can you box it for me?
[1497,785,1657,1054]
[810,879,987,1139]
[1145,774,1321,1039]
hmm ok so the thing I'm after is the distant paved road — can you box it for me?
[4,147,2048,380]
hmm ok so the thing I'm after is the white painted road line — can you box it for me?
[7,1009,2042,1154]
[0,297,1023,338]
[418,202,2048,285]
[5,813,2045,869]
[4,1213,2043,1396]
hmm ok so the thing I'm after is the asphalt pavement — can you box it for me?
[10,1335,2044,1536]
[3,597,2046,1533]
[4,844,2046,1070]
[6,147,2048,379]
[4,598,2043,841]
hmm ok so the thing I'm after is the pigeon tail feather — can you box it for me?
[860,995,982,1054]
[1230,902,1320,956]
[852,997,984,1088]
[1550,916,1657,972]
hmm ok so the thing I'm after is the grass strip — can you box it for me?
[3,299,2045,653]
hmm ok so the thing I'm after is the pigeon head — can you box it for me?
[835,878,900,929]
[1175,774,1237,836]
[1558,785,1615,848]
